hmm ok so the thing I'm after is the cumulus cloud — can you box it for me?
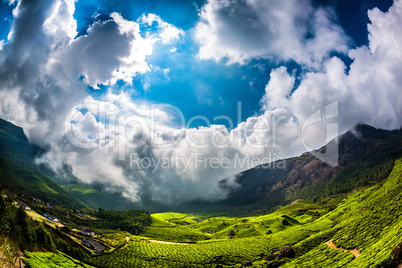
[259,0,402,144]
[194,0,349,68]
[140,13,184,44]
[48,12,159,87]
[0,0,185,202]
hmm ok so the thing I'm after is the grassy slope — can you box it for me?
[85,158,402,267]
[88,197,333,266]
[61,183,136,210]
[0,118,87,207]
[22,251,94,268]
[0,118,135,211]
[284,157,402,267]
[0,155,83,206]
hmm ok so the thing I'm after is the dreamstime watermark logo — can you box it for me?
[64,100,339,170]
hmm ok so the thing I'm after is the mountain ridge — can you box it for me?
[0,118,42,169]
[213,123,402,213]
[1,117,401,213]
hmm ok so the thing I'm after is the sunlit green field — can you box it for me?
[22,251,94,268]
[86,158,402,267]
[22,158,402,267]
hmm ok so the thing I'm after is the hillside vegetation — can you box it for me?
[0,118,141,210]
[215,124,402,214]
[0,155,83,206]
[79,158,402,267]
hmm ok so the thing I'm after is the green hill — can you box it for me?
[0,154,83,206]
[211,124,402,214]
[0,118,41,169]
[82,157,402,267]
[61,183,138,210]
[0,118,136,210]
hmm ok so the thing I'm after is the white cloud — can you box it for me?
[140,13,184,44]
[43,0,77,42]
[6,0,17,5]
[143,82,151,91]
[163,68,170,79]
[260,0,402,139]
[0,0,184,202]
[194,0,349,68]
[261,66,295,110]
[46,12,159,87]
[110,12,155,85]
[44,11,184,88]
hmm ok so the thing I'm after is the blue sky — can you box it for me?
[69,0,393,128]
[73,0,273,127]
[0,0,393,129]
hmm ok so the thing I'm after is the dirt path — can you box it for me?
[146,239,192,245]
[119,236,130,249]
[66,234,82,246]
[326,240,361,258]
[325,240,338,249]
[350,249,361,257]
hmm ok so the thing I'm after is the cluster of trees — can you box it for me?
[53,229,86,261]
[94,209,152,235]
[0,196,86,262]
[0,196,50,250]
[290,156,395,201]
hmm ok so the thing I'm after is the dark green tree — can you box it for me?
[0,197,12,235]
[14,207,34,246]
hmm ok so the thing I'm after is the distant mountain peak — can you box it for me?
[0,118,26,139]
[353,123,378,138]
[216,123,402,213]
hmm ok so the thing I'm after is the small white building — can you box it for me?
[43,213,59,222]
[80,228,95,236]
[17,201,31,211]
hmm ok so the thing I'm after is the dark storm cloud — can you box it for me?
[0,0,49,87]
[58,19,132,86]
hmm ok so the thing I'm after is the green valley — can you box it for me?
[85,158,402,267]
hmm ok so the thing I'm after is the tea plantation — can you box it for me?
[84,158,402,267]
[18,158,402,267]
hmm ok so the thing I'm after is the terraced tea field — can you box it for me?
[87,198,334,267]
[21,158,402,267]
[85,158,402,267]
